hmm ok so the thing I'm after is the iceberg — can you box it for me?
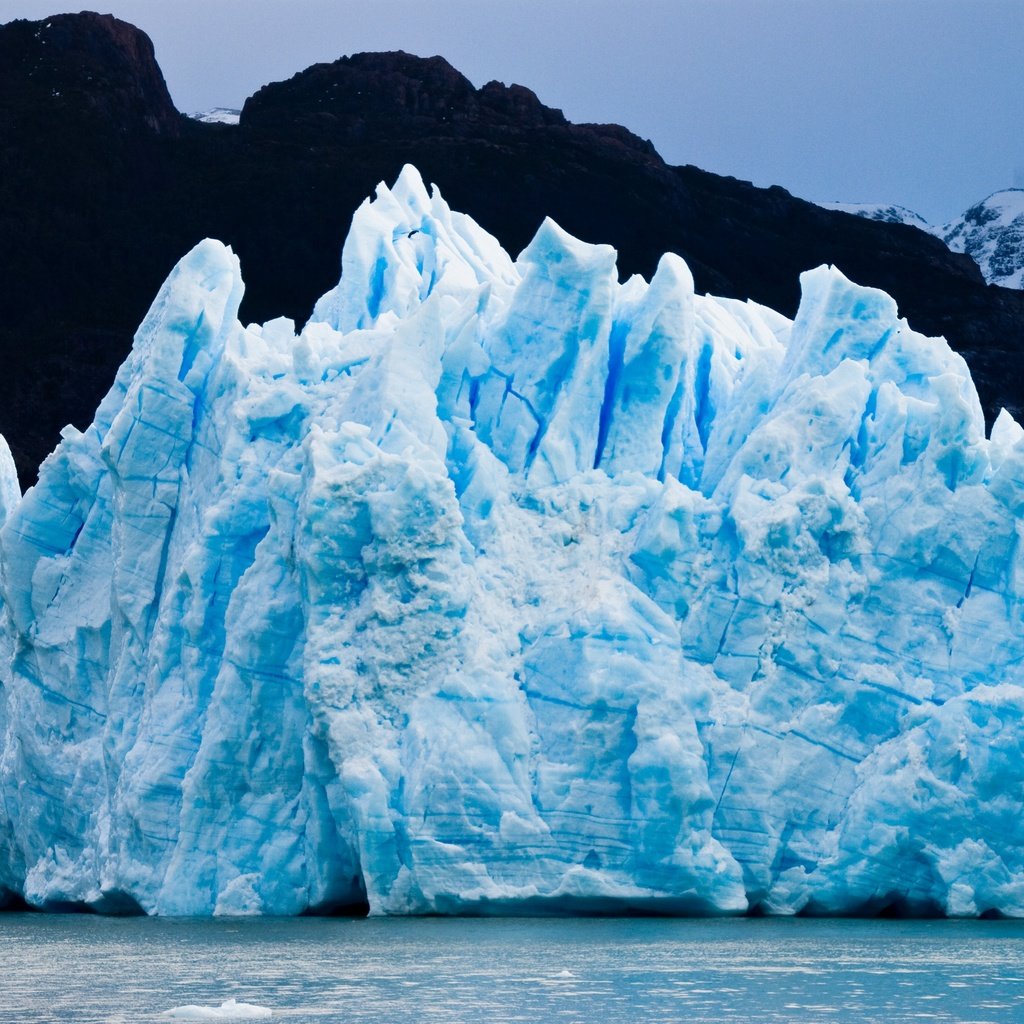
[1,165,1023,918]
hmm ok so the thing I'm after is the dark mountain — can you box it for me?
[2,12,1022,484]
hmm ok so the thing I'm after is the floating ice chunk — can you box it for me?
[161,998,271,1019]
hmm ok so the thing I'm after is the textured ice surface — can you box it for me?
[2,165,1024,917]
[0,435,20,526]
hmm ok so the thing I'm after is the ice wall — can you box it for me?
[2,166,1023,917]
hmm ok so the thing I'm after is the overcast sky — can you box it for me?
[4,0,1022,223]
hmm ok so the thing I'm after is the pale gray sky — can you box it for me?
[3,0,1022,223]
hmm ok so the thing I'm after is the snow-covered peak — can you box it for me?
[819,201,934,232]
[189,107,240,125]
[942,189,1024,289]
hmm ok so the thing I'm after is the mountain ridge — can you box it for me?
[1,11,1022,485]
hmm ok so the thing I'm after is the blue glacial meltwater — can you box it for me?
[2,915,1024,1023]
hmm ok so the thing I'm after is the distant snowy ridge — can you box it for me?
[818,201,935,232]
[190,107,240,125]
[822,190,1024,289]
[3,166,1024,919]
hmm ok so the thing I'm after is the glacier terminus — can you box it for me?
[1,166,1024,918]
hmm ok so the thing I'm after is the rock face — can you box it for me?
[2,170,1024,918]
[2,12,1024,485]
[241,51,573,138]
[0,13,185,489]
[0,11,181,135]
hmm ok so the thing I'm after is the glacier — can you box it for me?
[1,165,1024,918]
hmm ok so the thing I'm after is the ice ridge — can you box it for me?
[2,166,1024,918]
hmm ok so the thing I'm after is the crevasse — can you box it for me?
[1,165,1023,917]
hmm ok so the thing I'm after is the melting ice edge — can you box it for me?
[1,166,1023,918]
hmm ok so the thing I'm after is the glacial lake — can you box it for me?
[2,914,1023,1023]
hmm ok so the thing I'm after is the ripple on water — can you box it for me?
[1,916,1024,1024]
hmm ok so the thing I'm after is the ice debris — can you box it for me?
[1,165,1024,918]
[161,998,272,1020]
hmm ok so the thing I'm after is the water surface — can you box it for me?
[2,914,1022,1023]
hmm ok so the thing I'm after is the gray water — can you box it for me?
[2,914,1023,1024]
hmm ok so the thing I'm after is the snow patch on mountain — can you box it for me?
[190,107,240,125]
[942,189,1024,290]
[820,191,1024,290]
[819,201,935,232]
